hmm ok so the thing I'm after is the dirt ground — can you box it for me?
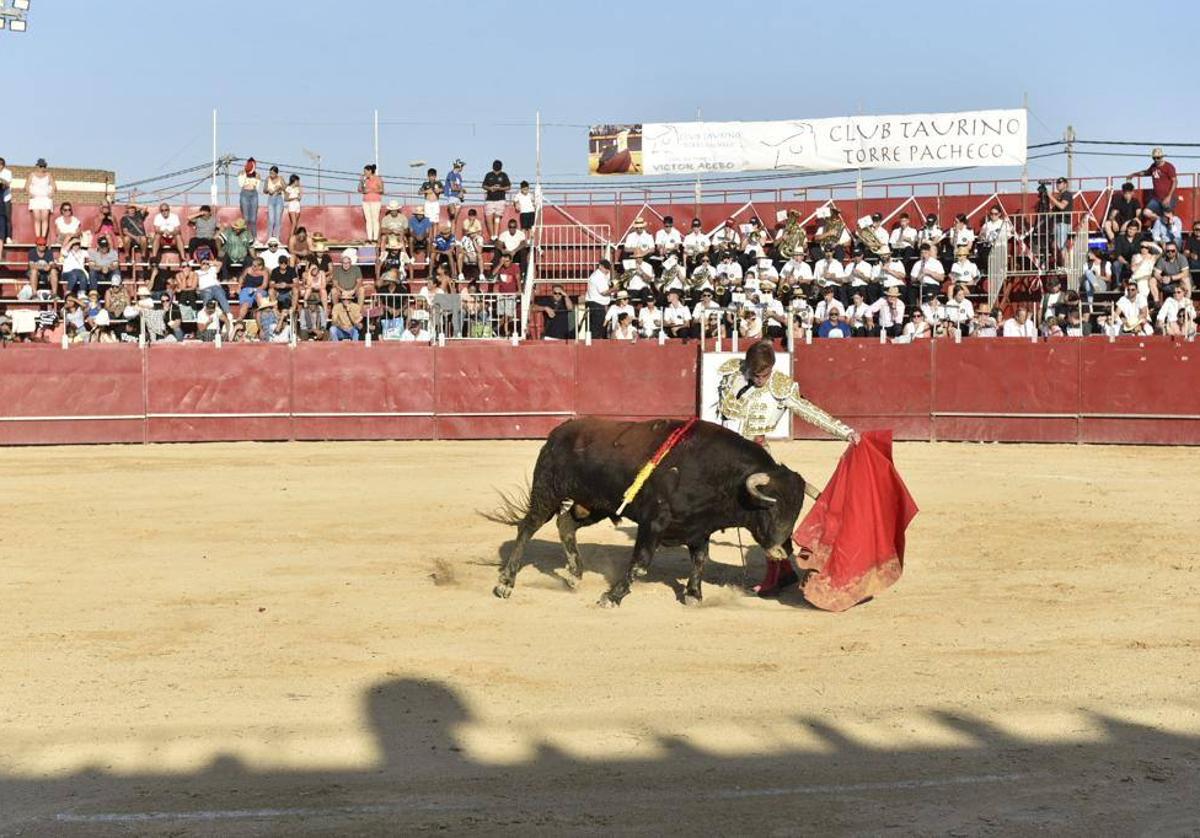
[1,439,1198,837]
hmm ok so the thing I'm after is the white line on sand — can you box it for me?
[56,773,1028,823]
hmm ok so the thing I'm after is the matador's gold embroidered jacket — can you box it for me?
[715,358,854,441]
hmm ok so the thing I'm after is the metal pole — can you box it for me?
[694,106,702,212]
[317,155,322,206]
[1020,92,1029,215]
[1065,124,1076,181]
[211,108,218,206]
[374,109,380,169]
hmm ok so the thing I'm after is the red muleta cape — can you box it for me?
[792,430,918,612]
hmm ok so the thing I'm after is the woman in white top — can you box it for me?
[54,202,82,244]
[612,310,638,341]
[1129,241,1160,305]
[27,158,56,239]
[284,175,302,237]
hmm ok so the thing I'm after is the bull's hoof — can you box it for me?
[632,565,650,579]
[597,594,621,608]
[493,584,513,600]
[683,594,702,607]
[562,574,579,591]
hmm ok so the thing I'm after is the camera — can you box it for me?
[1036,181,1050,194]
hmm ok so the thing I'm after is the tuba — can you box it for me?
[855,214,888,257]
[777,211,808,261]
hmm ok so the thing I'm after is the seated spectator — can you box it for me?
[195,298,229,341]
[611,310,637,341]
[1082,249,1111,306]
[60,238,91,297]
[299,262,326,311]
[1040,276,1068,323]
[604,289,636,335]
[151,203,186,261]
[536,283,574,341]
[1157,285,1198,337]
[973,302,999,337]
[910,242,945,304]
[662,289,691,338]
[918,213,944,251]
[1114,281,1152,335]
[261,237,290,273]
[329,296,364,342]
[1105,182,1141,243]
[817,309,849,339]
[1151,207,1183,248]
[54,202,81,245]
[1001,306,1037,338]
[813,207,850,259]
[888,212,920,263]
[948,246,980,291]
[692,287,721,337]
[495,217,528,271]
[236,256,269,319]
[332,249,364,306]
[269,255,298,312]
[1155,242,1190,295]
[814,286,845,321]
[120,202,149,278]
[901,309,932,340]
[174,261,199,310]
[87,236,121,290]
[197,256,231,317]
[779,248,814,292]
[27,237,59,298]
[379,200,410,255]
[408,205,432,258]
[1111,220,1143,286]
[104,280,131,321]
[267,306,293,343]
[813,246,845,302]
[622,217,654,264]
[843,288,872,336]
[942,285,974,337]
[845,249,874,302]
[638,295,662,339]
[187,205,219,258]
[378,291,406,340]
[460,209,485,278]
[433,223,463,280]
[89,308,117,343]
[683,218,711,269]
[1186,220,1200,290]
[869,285,905,338]
[400,309,431,342]
[1130,241,1161,305]
[218,216,255,277]
[288,225,311,263]
[251,296,278,341]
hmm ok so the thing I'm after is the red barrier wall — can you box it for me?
[2,339,1199,446]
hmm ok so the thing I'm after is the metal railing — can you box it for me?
[371,291,520,342]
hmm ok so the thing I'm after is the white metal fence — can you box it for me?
[371,291,521,342]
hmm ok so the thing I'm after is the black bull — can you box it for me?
[488,417,810,607]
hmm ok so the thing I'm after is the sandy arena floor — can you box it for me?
[1,439,1198,836]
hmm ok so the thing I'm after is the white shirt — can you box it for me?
[655,228,683,252]
[0,167,11,203]
[513,191,536,213]
[817,222,851,246]
[815,298,845,321]
[1157,296,1197,326]
[61,247,88,273]
[780,258,813,283]
[974,316,999,337]
[889,224,919,248]
[813,258,845,287]
[942,298,974,325]
[55,216,81,239]
[903,319,932,340]
[711,226,740,250]
[980,218,1012,244]
[717,260,743,282]
[400,327,432,342]
[950,259,980,285]
[948,226,975,249]
[497,229,526,255]
[663,302,691,327]
[1115,293,1148,328]
[846,259,874,287]
[918,224,943,245]
[585,268,612,305]
[604,302,636,327]
[876,259,907,288]
[683,231,711,256]
[638,306,663,337]
[623,230,653,254]
[692,301,722,325]
[153,212,181,235]
[869,296,905,329]
[196,308,224,332]
[197,265,221,290]
[261,246,290,273]
[1002,317,1037,338]
[910,257,945,286]
[845,301,872,329]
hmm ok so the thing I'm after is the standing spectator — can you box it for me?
[61,238,91,297]
[196,256,231,318]
[27,158,56,241]
[421,182,442,227]
[1046,177,1075,251]
[219,216,254,277]
[238,158,261,241]
[332,248,364,306]
[443,159,466,228]
[284,174,303,236]
[513,180,537,244]
[481,159,511,240]
[419,167,443,204]
[493,252,522,336]
[1154,242,1190,295]
[869,285,905,339]
[1151,207,1183,248]
[288,225,311,263]
[120,202,149,280]
[27,237,58,299]
[263,165,286,242]
[1104,182,1142,243]
[87,236,121,290]
[1001,306,1037,338]
[585,258,613,338]
[54,202,81,244]
[536,283,574,340]
[0,156,12,245]
[186,205,219,258]
[979,207,1012,251]
[329,295,364,342]
[1128,147,1177,223]
[151,203,186,262]
[359,163,383,243]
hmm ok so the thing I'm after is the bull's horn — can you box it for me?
[745,472,777,505]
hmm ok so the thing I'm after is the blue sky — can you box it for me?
[3,0,1197,196]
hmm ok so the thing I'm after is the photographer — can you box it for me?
[1046,177,1075,252]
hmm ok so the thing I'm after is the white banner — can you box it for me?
[590,109,1027,176]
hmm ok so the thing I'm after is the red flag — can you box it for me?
[792,430,918,612]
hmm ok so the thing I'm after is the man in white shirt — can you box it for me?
[780,253,814,287]
[496,220,528,269]
[622,217,654,262]
[918,214,944,249]
[875,250,908,294]
[637,296,663,338]
[654,216,683,263]
[663,289,691,338]
[399,311,432,342]
[756,282,787,338]
[942,284,975,336]
[869,285,906,338]
[585,258,613,338]
[814,287,844,322]
[710,218,741,256]
[196,256,231,316]
[151,203,186,261]
[1114,281,1152,335]
[260,237,291,273]
[1001,306,1038,338]
[909,243,945,305]
[813,246,845,301]
[844,288,873,336]
[1156,285,1197,335]
[973,304,999,337]
[949,247,980,289]
[888,212,919,261]
[683,218,711,269]
[846,248,874,299]
[604,289,636,334]
[691,288,722,337]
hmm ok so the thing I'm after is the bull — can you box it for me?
[488,417,812,607]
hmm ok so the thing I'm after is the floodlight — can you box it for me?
[9,17,24,31]
[12,0,31,11]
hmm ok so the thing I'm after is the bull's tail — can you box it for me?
[480,480,532,527]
